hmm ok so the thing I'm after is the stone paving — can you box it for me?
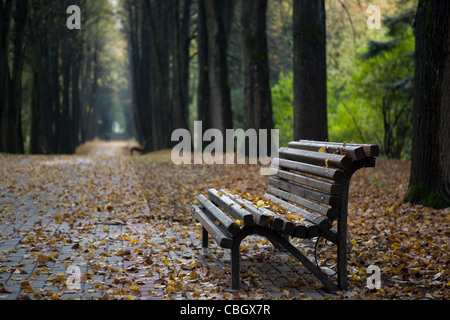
[0,152,334,300]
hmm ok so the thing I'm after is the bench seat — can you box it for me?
[192,140,378,292]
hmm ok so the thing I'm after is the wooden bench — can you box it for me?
[191,140,379,292]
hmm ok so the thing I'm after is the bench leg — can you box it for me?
[337,182,350,291]
[202,227,209,248]
[231,239,241,290]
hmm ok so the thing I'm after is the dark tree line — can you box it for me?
[122,0,193,151]
[0,0,448,207]
[123,0,285,152]
[0,0,121,154]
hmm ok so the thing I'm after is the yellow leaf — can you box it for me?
[33,292,42,300]
[129,284,141,293]
[324,158,329,167]
[36,254,50,265]
[20,280,34,293]
[318,147,327,153]
[55,272,66,284]
[257,200,265,207]
[235,220,243,227]
[165,286,176,294]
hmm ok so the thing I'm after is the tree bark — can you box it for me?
[171,0,191,133]
[241,0,273,155]
[0,0,12,151]
[203,0,233,134]
[293,0,328,141]
[197,0,210,134]
[406,0,450,208]
[0,0,26,154]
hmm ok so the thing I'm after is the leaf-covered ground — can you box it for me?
[134,151,449,300]
[0,146,448,300]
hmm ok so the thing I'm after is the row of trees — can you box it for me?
[122,0,193,151]
[122,0,326,153]
[122,0,449,207]
[0,0,448,207]
[0,0,128,154]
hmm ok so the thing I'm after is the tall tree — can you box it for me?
[241,0,273,154]
[123,0,193,152]
[0,0,12,152]
[293,0,328,141]
[197,0,210,136]
[406,0,450,208]
[0,0,27,154]
[203,0,234,134]
[171,0,192,133]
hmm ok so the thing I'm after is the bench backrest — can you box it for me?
[267,140,379,234]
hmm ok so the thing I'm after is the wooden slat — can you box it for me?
[220,190,294,234]
[306,225,320,238]
[269,177,340,207]
[279,147,353,170]
[276,169,343,195]
[292,224,320,239]
[267,185,339,220]
[196,194,241,236]
[273,158,346,183]
[254,204,296,235]
[263,193,332,232]
[359,144,380,157]
[220,190,270,227]
[296,140,380,158]
[289,141,366,161]
[191,206,233,249]
[293,225,307,238]
[208,189,254,227]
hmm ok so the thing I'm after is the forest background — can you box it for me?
[0,0,417,159]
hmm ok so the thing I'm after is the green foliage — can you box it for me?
[271,72,293,147]
[328,13,415,159]
[270,9,415,157]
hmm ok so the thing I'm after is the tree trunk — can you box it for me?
[171,0,191,133]
[0,0,26,154]
[241,0,273,155]
[406,0,450,208]
[293,0,328,141]
[0,0,12,152]
[197,0,211,144]
[203,0,233,134]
